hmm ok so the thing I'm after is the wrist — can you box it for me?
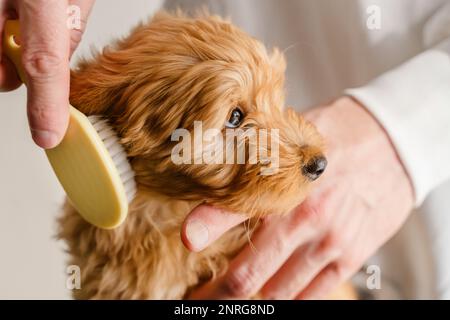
[305,96,393,160]
[305,96,414,207]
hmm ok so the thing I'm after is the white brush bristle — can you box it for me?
[88,116,137,203]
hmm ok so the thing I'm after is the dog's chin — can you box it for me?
[132,157,312,217]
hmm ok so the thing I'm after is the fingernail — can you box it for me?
[31,129,59,149]
[186,220,209,251]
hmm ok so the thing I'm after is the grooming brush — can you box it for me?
[3,20,136,229]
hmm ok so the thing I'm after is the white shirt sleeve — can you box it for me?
[346,4,450,205]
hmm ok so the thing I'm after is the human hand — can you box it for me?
[181,96,414,299]
[0,0,94,148]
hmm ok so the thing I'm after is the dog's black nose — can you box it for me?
[303,156,327,181]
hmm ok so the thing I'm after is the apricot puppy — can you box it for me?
[59,11,326,299]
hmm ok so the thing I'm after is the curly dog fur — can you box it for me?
[58,11,327,299]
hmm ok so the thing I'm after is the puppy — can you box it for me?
[59,11,328,299]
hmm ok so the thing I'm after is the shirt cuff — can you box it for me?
[346,43,450,205]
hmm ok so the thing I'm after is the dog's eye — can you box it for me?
[226,108,244,128]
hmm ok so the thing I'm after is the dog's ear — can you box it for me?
[70,50,164,157]
[70,44,162,158]
[69,15,194,157]
[70,57,128,117]
[69,10,181,118]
